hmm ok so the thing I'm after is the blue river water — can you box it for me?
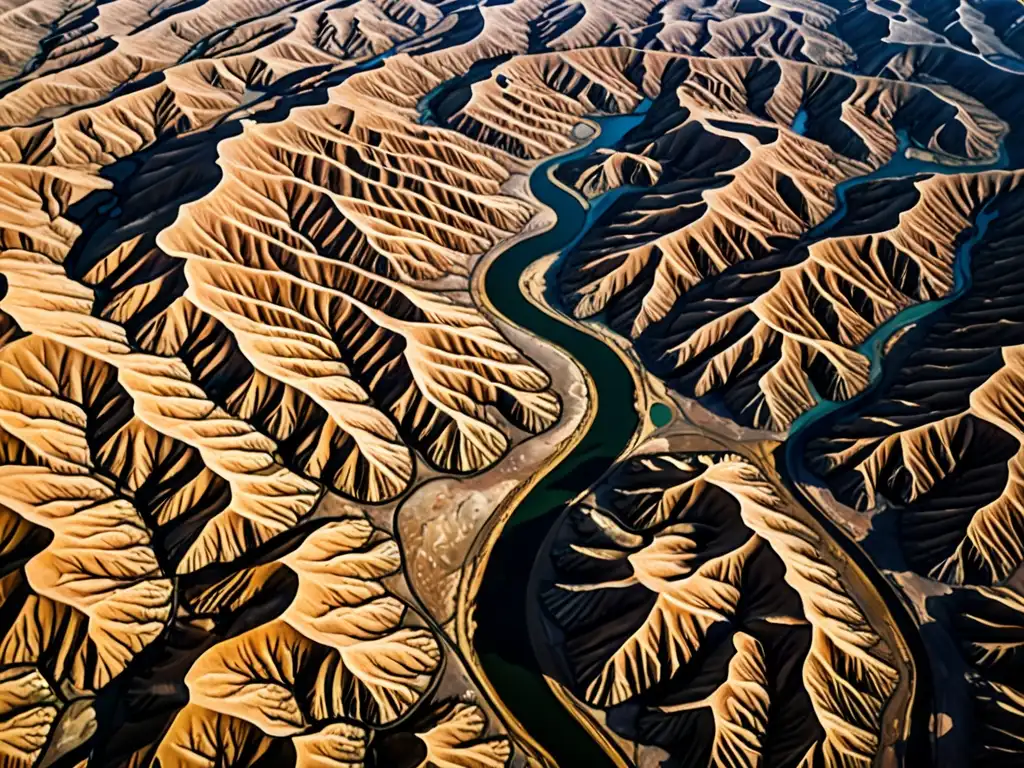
[787,137,1005,459]
[473,101,652,767]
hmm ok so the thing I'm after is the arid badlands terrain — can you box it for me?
[0,0,1023,765]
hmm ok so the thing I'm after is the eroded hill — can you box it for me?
[0,0,1023,766]
[536,446,911,766]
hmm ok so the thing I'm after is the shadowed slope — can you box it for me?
[807,178,1024,587]
[543,50,1004,431]
[539,450,905,767]
[0,0,1023,764]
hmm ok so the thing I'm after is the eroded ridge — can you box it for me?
[0,0,1023,764]
[798,167,1024,766]
[0,3,581,763]
[806,175,1024,586]
[538,449,906,766]
[541,51,1007,431]
[405,47,1016,439]
[0,67,562,570]
[948,585,1024,766]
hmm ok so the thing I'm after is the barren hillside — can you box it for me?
[0,0,1023,766]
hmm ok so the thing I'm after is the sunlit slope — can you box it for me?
[949,585,1024,766]
[526,51,1007,431]
[576,149,661,198]
[156,92,560,481]
[0,0,1021,763]
[807,178,1024,586]
[2,0,1020,119]
[0,43,562,568]
[0,0,446,170]
[0,0,443,129]
[0,8,581,765]
[843,0,1024,73]
[0,0,868,157]
[0,62,562,765]
[2,0,1014,170]
[540,450,905,766]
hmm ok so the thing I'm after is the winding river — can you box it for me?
[473,107,651,766]
[467,87,1007,764]
[786,135,1006,450]
[777,127,1008,768]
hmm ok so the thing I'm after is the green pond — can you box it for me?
[650,402,672,427]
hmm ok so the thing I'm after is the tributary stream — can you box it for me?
[472,94,1006,766]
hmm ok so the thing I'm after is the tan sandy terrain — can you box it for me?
[527,29,1024,768]
[0,0,1022,766]
[535,437,911,767]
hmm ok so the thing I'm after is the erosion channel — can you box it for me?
[468,89,1006,764]
[472,107,648,766]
